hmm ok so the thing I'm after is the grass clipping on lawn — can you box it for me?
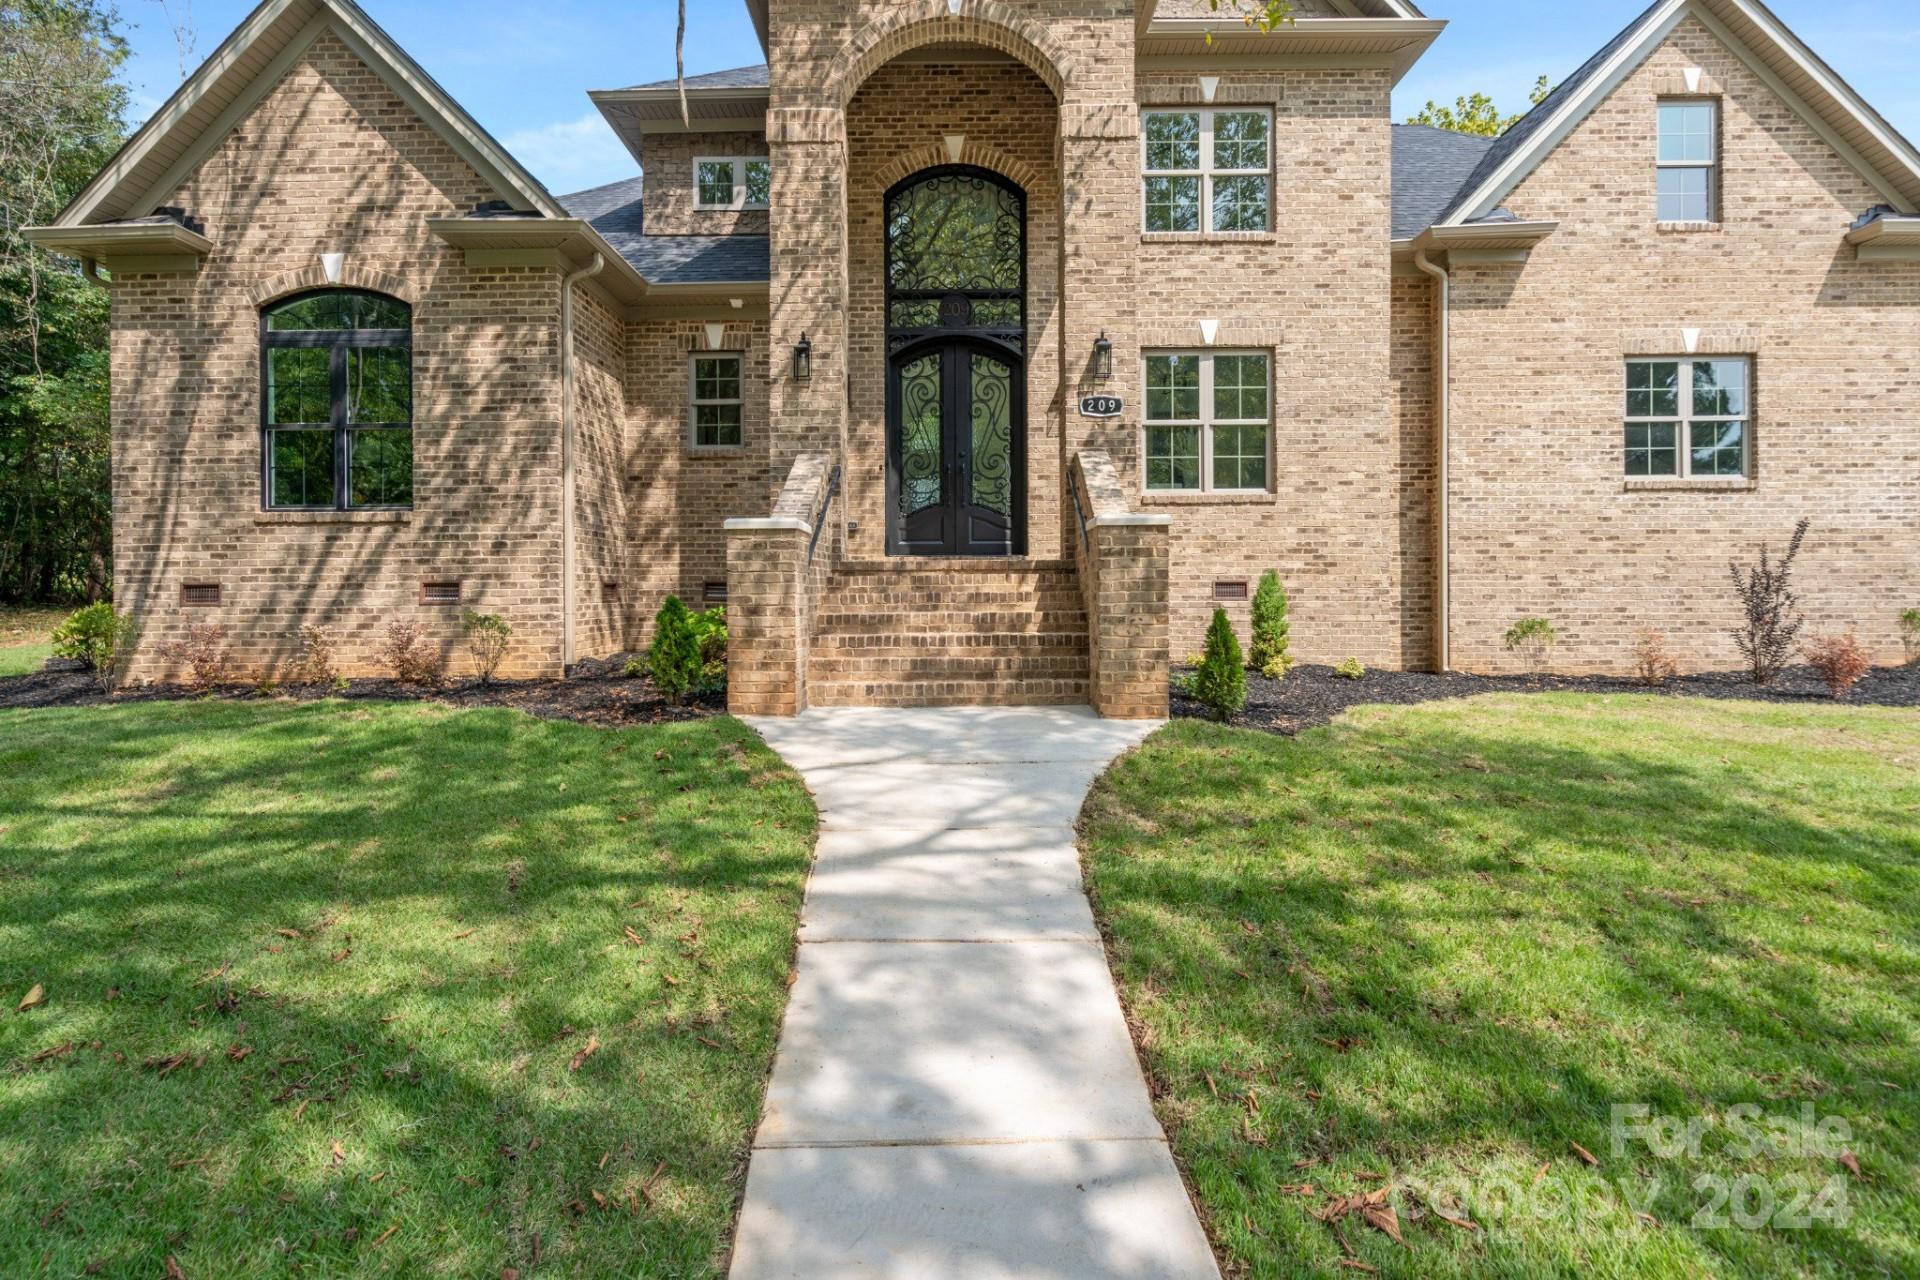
[1081,693,1920,1280]
[0,700,816,1278]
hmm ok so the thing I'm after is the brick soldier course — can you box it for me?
[26,0,1920,713]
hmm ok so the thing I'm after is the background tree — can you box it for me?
[0,0,129,603]
[1409,75,1551,137]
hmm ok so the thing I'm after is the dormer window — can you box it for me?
[1657,100,1718,222]
[694,156,771,211]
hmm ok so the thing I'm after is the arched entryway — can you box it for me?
[883,166,1027,556]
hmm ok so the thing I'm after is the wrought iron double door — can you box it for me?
[886,338,1024,557]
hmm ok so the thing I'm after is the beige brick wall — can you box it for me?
[111,33,569,683]
[1443,16,1920,673]
[571,282,629,660]
[633,131,771,236]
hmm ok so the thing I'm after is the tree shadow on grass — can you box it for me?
[1081,696,1920,1280]
[0,700,817,1278]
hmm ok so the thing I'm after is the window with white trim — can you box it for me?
[693,157,771,210]
[1143,351,1271,492]
[1624,357,1749,478]
[690,353,744,448]
[1656,100,1717,222]
[1142,108,1272,233]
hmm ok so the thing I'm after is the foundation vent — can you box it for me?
[420,581,463,606]
[1212,579,1249,602]
[180,583,222,607]
[703,581,729,604]
[601,581,621,603]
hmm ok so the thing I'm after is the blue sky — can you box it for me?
[117,0,1920,197]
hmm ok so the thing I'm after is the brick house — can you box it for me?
[26,0,1920,716]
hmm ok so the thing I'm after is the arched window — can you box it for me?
[884,167,1025,353]
[261,290,412,510]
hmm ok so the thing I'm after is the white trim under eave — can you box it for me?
[1444,0,1692,225]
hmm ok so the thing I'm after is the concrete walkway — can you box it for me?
[730,706,1220,1280]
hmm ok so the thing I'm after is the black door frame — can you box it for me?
[881,165,1028,557]
[884,334,1027,557]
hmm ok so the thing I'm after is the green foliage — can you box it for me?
[1408,74,1552,137]
[461,609,512,683]
[48,599,129,687]
[1900,608,1920,663]
[1204,0,1295,37]
[648,595,702,704]
[1192,608,1247,722]
[690,605,728,693]
[1335,657,1366,680]
[1502,616,1559,673]
[1249,570,1291,679]
[1,1,130,603]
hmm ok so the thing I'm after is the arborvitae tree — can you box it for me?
[1249,570,1291,678]
[1193,607,1247,722]
[648,595,701,704]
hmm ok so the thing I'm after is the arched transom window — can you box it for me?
[884,167,1025,353]
[261,290,412,510]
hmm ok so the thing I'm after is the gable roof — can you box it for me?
[1391,124,1494,240]
[48,0,566,228]
[560,177,771,288]
[623,64,769,93]
[1437,0,1920,225]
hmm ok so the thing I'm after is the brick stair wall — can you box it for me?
[806,558,1092,707]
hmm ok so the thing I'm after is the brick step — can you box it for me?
[808,654,1090,682]
[814,613,1087,638]
[835,558,1074,574]
[812,632,1088,656]
[807,678,1091,708]
[818,588,1086,609]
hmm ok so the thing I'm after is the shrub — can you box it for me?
[1335,657,1366,680]
[378,621,440,686]
[1803,632,1871,699]
[690,606,728,693]
[1901,608,1920,665]
[1631,628,1680,687]
[51,603,133,690]
[1249,571,1292,679]
[1502,616,1559,674]
[1728,518,1810,685]
[1192,608,1247,722]
[159,624,230,692]
[288,625,338,687]
[648,596,702,705]
[462,610,512,684]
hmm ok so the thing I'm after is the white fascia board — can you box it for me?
[1444,0,1691,225]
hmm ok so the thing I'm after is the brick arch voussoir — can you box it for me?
[247,264,416,310]
[828,0,1076,110]
[874,142,1042,195]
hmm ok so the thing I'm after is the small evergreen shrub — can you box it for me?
[1335,657,1366,680]
[289,625,338,687]
[159,624,231,692]
[1631,628,1680,687]
[51,603,133,689]
[1249,570,1292,679]
[1901,608,1920,664]
[378,621,440,686]
[691,606,728,693]
[1804,632,1871,699]
[1729,518,1810,685]
[648,595,702,705]
[1502,616,1559,674]
[1192,608,1247,722]
[462,610,512,684]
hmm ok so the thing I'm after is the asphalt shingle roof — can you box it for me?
[1390,125,1495,239]
[561,176,771,287]
[623,64,769,92]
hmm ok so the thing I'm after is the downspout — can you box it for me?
[559,251,606,674]
[1413,248,1451,673]
[81,257,109,289]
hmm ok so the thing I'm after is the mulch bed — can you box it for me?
[1174,661,1920,736]
[0,653,725,727]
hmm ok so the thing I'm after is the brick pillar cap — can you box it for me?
[725,516,813,533]
[1091,513,1172,528]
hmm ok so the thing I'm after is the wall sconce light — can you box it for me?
[793,333,813,382]
[1093,330,1113,381]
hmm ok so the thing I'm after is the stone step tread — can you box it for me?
[818,591,1087,607]
[814,611,1088,632]
[807,682,1091,708]
[812,634,1088,653]
[809,662,1091,683]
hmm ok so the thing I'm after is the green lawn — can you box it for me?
[0,605,65,676]
[1082,695,1920,1279]
[0,700,815,1278]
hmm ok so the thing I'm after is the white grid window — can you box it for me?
[1624,357,1749,479]
[690,353,744,448]
[1143,351,1271,493]
[1142,109,1272,233]
[693,157,771,210]
[1657,100,1717,222]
